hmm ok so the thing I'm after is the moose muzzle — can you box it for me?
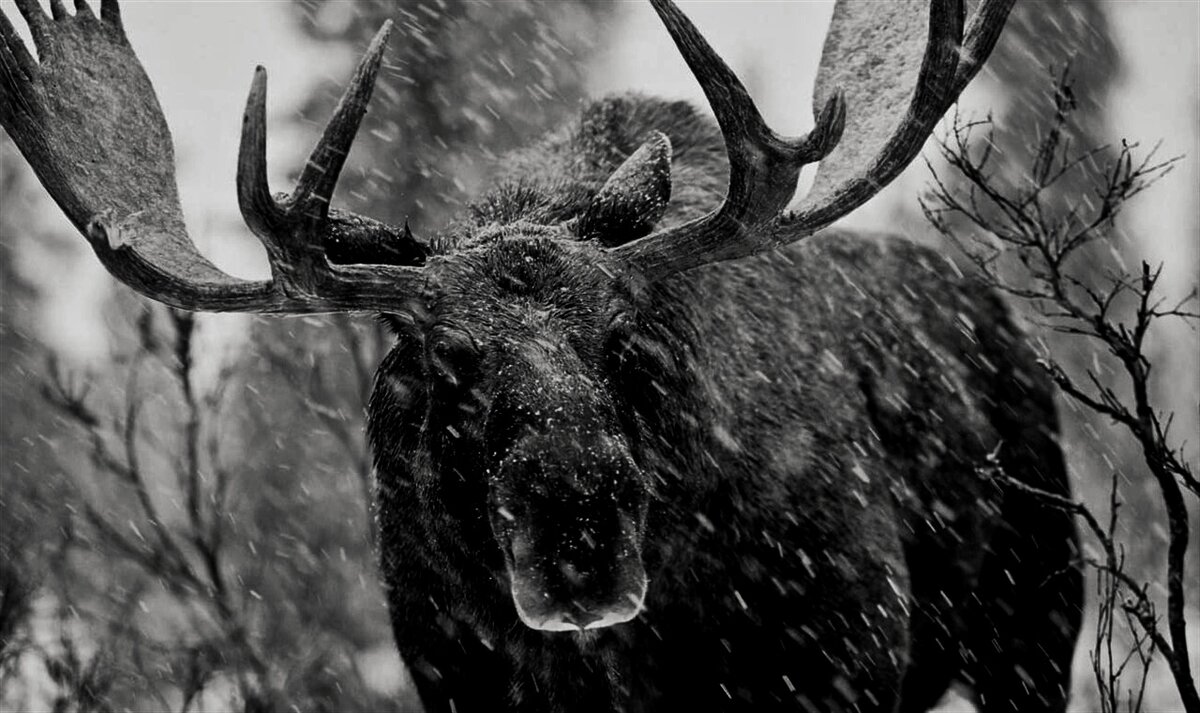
[490,431,649,632]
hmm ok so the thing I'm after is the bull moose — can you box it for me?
[1,0,1083,710]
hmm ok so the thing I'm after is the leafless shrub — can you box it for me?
[923,71,1198,713]
[29,306,401,711]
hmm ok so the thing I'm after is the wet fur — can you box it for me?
[368,95,1082,712]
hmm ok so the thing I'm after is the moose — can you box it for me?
[1,0,1083,710]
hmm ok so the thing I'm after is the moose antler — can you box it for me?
[612,0,1015,281]
[2,0,1011,306]
[1,0,426,313]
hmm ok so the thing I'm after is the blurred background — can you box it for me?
[0,1,1196,710]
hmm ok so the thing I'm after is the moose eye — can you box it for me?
[429,329,479,387]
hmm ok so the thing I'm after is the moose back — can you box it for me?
[0,0,1082,711]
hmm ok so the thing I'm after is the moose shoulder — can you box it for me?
[1,0,1082,711]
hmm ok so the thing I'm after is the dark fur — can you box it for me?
[368,95,1082,712]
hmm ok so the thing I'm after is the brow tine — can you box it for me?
[291,20,394,220]
[236,67,288,244]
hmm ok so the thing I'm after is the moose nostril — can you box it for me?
[559,560,589,586]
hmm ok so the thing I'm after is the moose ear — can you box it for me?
[578,131,673,247]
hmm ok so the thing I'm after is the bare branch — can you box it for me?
[928,69,1199,710]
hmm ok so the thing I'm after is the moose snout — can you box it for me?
[489,431,650,633]
[508,531,648,632]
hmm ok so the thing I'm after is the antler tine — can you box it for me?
[238,22,394,243]
[231,20,431,302]
[951,0,1012,95]
[71,0,95,21]
[12,0,50,51]
[610,0,846,278]
[0,9,36,80]
[647,0,844,183]
[99,0,121,26]
[614,0,1012,283]
[292,21,394,219]
[237,67,288,244]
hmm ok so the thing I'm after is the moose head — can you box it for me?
[1,0,1012,635]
